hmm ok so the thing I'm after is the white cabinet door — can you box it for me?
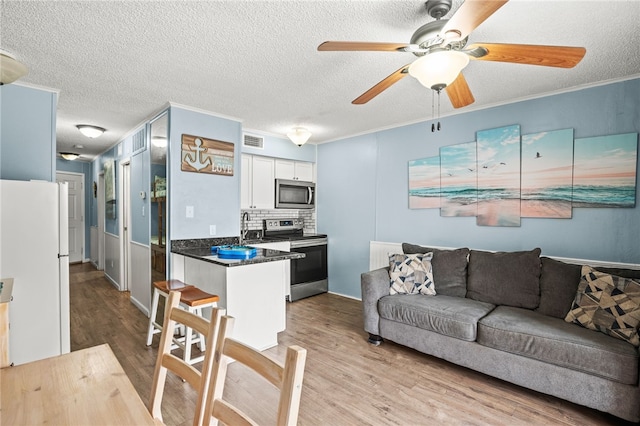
[275,159,314,182]
[294,161,314,182]
[251,156,275,209]
[275,159,295,180]
[240,154,252,209]
[241,155,275,209]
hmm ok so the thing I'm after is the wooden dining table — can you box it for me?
[1,343,158,425]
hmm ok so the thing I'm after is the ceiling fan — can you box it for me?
[318,0,586,108]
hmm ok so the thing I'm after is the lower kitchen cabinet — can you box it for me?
[171,253,286,350]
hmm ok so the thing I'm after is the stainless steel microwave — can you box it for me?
[275,179,315,209]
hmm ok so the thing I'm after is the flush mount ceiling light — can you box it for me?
[408,50,470,91]
[60,152,80,161]
[287,127,312,147]
[76,124,106,138]
[0,50,28,85]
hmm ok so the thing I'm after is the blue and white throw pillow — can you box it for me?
[389,252,436,295]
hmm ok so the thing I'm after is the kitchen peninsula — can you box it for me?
[171,240,303,350]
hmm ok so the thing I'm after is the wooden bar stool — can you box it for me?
[173,287,220,365]
[146,280,193,347]
[146,280,219,365]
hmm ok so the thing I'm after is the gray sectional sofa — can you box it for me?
[361,243,640,422]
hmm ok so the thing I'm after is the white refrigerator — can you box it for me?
[0,179,70,365]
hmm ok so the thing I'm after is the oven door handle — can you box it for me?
[307,187,313,205]
[290,239,327,249]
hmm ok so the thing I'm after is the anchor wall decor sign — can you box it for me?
[181,134,235,176]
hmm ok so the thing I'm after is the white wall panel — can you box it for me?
[129,241,151,316]
[104,232,120,289]
[90,226,98,266]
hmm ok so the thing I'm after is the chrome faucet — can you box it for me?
[240,211,250,244]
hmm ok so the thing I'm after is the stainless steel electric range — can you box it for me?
[263,218,327,301]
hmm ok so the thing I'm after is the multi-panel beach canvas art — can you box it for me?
[521,129,574,218]
[476,125,521,227]
[573,133,637,208]
[408,156,440,209]
[439,141,477,217]
[408,127,637,227]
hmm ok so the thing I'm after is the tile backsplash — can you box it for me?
[240,209,316,234]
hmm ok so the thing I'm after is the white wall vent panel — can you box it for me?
[243,134,264,149]
[132,129,146,154]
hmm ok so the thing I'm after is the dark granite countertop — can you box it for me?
[171,245,304,267]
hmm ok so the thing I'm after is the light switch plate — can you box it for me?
[209,225,216,235]
[186,205,194,218]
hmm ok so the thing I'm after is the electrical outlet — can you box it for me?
[210,225,216,235]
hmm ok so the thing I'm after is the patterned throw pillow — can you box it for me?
[388,253,435,296]
[565,265,640,346]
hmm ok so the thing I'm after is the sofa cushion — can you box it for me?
[378,294,495,342]
[565,266,640,347]
[596,266,640,281]
[388,253,435,295]
[536,257,582,319]
[402,243,469,297]
[478,306,639,385]
[466,248,542,309]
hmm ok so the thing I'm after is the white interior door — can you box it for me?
[120,162,131,292]
[98,174,105,270]
[56,172,84,264]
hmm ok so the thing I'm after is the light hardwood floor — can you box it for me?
[70,263,631,425]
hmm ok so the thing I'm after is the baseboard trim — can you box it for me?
[130,296,150,318]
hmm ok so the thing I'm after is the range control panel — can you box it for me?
[263,218,303,232]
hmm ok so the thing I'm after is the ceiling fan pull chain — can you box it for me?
[431,89,436,132]
[437,89,442,131]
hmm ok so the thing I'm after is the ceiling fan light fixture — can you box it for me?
[0,50,28,85]
[60,152,80,161]
[287,127,312,146]
[408,50,470,90]
[76,124,106,138]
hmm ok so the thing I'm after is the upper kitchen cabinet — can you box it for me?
[241,154,274,209]
[274,159,314,182]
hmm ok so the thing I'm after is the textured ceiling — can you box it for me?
[2,0,639,160]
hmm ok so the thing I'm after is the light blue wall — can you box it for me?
[130,143,150,245]
[317,78,640,299]
[242,130,316,162]
[56,159,93,259]
[0,84,57,181]
[169,106,242,240]
[317,133,378,292]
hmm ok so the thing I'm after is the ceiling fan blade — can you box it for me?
[446,73,475,108]
[352,65,410,105]
[440,0,509,41]
[468,43,586,68]
[318,41,410,52]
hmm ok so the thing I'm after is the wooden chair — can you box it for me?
[203,315,307,426]
[149,291,224,426]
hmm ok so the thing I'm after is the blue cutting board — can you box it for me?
[213,245,257,259]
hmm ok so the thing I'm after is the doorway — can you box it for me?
[56,172,85,264]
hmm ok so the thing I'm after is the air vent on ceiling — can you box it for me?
[243,134,264,149]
